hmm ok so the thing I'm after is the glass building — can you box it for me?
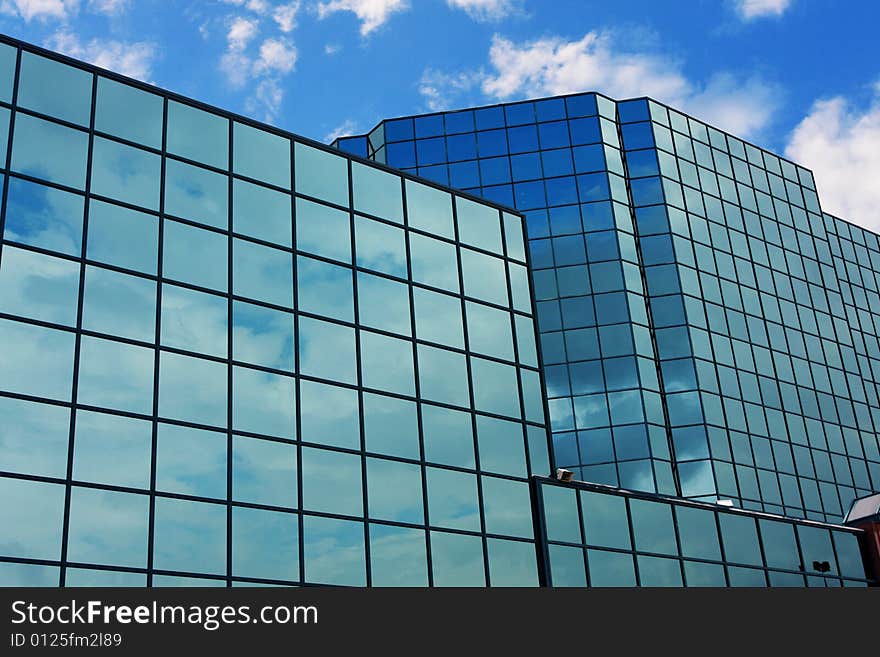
[0,35,552,587]
[335,94,880,528]
[0,34,876,587]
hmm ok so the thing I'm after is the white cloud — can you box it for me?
[446,0,519,22]
[786,84,880,231]
[419,68,485,112]
[253,37,297,75]
[273,0,299,31]
[324,118,359,142]
[733,0,792,20]
[421,32,780,139]
[220,0,270,13]
[324,43,341,55]
[88,0,127,15]
[0,0,131,20]
[45,30,156,81]
[228,15,259,50]
[1,0,79,21]
[316,0,409,36]
[246,77,284,122]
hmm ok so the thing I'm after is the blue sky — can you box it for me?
[0,0,878,230]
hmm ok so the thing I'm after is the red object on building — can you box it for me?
[844,493,880,585]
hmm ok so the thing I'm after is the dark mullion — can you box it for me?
[59,66,96,588]
[291,136,305,588]
[225,117,234,588]
[146,95,169,588]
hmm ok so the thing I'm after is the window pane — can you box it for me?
[461,248,509,306]
[466,301,513,360]
[165,158,228,228]
[233,435,297,507]
[73,410,151,489]
[303,515,365,586]
[232,366,296,439]
[232,300,294,371]
[0,477,65,560]
[95,77,163,148]
[367,457,423,523]
[294,142,349,207]
[0,42,16,103]
[630,499,677,555]
[363,392,419,459]
[234,121,290,188]
[65,568,145,587]
[503,212,526,261]
[370,525,428,586]
[0,397,69,478]
[405,179,454,239]
[233,179,291,246]
[67,487,149,568]
[91,137,161,210]
[0,318,75,400]
[457,196,502,253]
[18,52,91,125]
[167,101,228,169]
[549,545,586,587]
[417,344,470,407]
[587,549,637,586]
[426,467,480,531]
[832,531,866,579]
[302,447,363,516]
[430,531,485,587]
[487,538,538,587]
[299,379,359,449]
[409,233,459,293]
[683,561,727,587]
[295,197,350,262]
[162,219,226,290]
[471,356,520,418]
[12,113,89,189]
[82,266,156,342]
[360,330,415,395]
[476,415,526,477]
[482,476,533,538]
[77,336,154,414]
[422,403,475,468]
[161,283,227,358]
[675,505,721,561]
[297,255,353,321]
[352,161,402,223]
[156,423,226,499]
[719,513,763,566]
[158,351,227,427]
[759,519,800,571]
[153,497,226,575]
[232,506,298,581]
[87,200,158,274]
[413,287,463,348]
[354,216,407,278]
[637,555,683,586]
[580,490,631,549]
[0,246,80,326]
[3,177,84,256]
[233,238,293,307]
[798,525,837,576]
[357,272,411,336]
[298,316,356,384]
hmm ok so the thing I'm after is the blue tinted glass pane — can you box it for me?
[167,101,228,169]
[18,52,91,125]
[92,138,161,211]
[300,379,359,449]
[302,447,363,516]
[11,114,88,189]
[162,220,225,290]
[295,142,349,206]
[165,158,227,228]
[233,121,291,188]
[431,531,485,586]
[95,77,163,149]
[156,423,226,499]
[0,397,69,478]
[295,197,351,262]
[3,178,84,256]
[303,516,365,586]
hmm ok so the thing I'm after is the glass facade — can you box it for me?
[0,37,551,587]
[335,93,880,526]
[536,478,873,587]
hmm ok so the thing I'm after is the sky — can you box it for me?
[0,0,878,231]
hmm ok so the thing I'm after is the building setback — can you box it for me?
[0,34,876,587]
